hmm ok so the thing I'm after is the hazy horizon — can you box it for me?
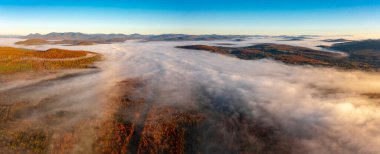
[0,32,369,40]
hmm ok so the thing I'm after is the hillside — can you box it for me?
[94,78,294,154]
[177,43,378,70]
[0,46,101,74]
[14,39,50,45]
[329,39,380,52]
[324,40,380,68]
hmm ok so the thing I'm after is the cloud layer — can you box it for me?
[1,36,379,153]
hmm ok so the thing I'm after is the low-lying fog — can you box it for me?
[1,36,380,153]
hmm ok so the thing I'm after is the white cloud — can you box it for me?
[1,36,379,153]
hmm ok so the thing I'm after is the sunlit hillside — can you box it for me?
[0,47,101,74]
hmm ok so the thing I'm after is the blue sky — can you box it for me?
[1,0,380,36]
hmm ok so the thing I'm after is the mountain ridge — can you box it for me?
[24,32,249,42]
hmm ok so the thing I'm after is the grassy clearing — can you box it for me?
[0,46,101,74]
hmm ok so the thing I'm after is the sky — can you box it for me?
[0,0,380,37]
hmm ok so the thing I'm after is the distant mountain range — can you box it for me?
[276,35,313,41]
[12,32,327,44]
[322,38,351,42]
[25,32,143,41]
[24,32,248,42]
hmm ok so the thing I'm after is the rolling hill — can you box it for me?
[177,43,379,70]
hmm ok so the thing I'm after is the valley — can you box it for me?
[1,36,380,153]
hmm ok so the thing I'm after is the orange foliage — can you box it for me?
[0,46,101,74]
[0,47,88,59]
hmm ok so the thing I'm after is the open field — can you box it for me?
[0,46,101,74]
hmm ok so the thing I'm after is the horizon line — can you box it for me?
[0,32,356,37]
